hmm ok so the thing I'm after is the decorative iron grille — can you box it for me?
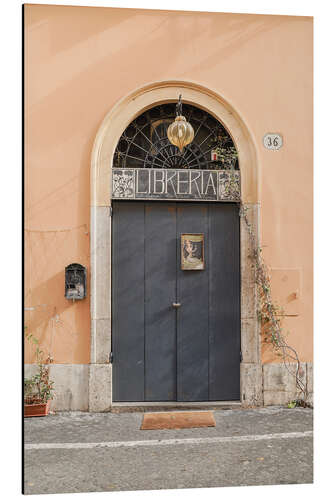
[113,103,239,170]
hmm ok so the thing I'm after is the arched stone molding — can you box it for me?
[89,81,262,411]
[91,80,258,207]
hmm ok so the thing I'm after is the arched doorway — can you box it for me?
[112,102,240,402]
[89,81,261,411]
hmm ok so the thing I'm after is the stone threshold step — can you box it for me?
[111,401,241,413]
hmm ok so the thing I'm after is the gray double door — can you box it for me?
[112,201,240,402]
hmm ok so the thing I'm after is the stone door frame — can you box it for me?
[89,81,262,411]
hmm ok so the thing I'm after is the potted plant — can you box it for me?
[24,331,55,417]
[209,132,238,170]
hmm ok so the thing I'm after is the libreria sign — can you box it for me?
[111,168,240,202]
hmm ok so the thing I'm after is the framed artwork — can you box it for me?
[181,233,205,270]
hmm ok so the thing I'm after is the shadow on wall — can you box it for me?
[24,269,90,364]
[24,133,93,365]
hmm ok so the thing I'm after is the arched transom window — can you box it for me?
[113,103,238,171]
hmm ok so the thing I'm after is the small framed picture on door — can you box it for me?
[181,234,205,270]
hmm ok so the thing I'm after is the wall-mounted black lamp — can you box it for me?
[65,263,87,301]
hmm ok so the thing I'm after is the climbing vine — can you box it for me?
[239,203,310,406]
[213,145,309,406]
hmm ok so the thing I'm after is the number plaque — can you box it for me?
[263,133,283,150]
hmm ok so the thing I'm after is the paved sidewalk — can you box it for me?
[24,407,313,494]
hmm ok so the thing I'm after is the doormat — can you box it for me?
[140,411,216,430]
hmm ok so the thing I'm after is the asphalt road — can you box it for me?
[24,407,313,494]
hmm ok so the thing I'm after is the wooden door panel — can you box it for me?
[112,202,145,401]
[176,204,210,401]
[112,201,240,402]
[145,203,177,401]
[208,204,240,400]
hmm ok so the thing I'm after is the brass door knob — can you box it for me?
[172,302,181,308]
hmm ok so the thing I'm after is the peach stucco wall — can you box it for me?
[24,5,313,364]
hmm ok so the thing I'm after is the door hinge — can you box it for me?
[109,206,113,217]
[109,352,113,363]
[240,351,243,362]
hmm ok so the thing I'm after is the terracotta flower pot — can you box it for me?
[24,400,51,417]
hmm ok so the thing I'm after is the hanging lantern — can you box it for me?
[167,95,194,152]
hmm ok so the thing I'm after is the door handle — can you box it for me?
[172,302,181,308]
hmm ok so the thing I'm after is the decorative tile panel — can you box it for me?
[112,169,135,198]
[218,170,241,201]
